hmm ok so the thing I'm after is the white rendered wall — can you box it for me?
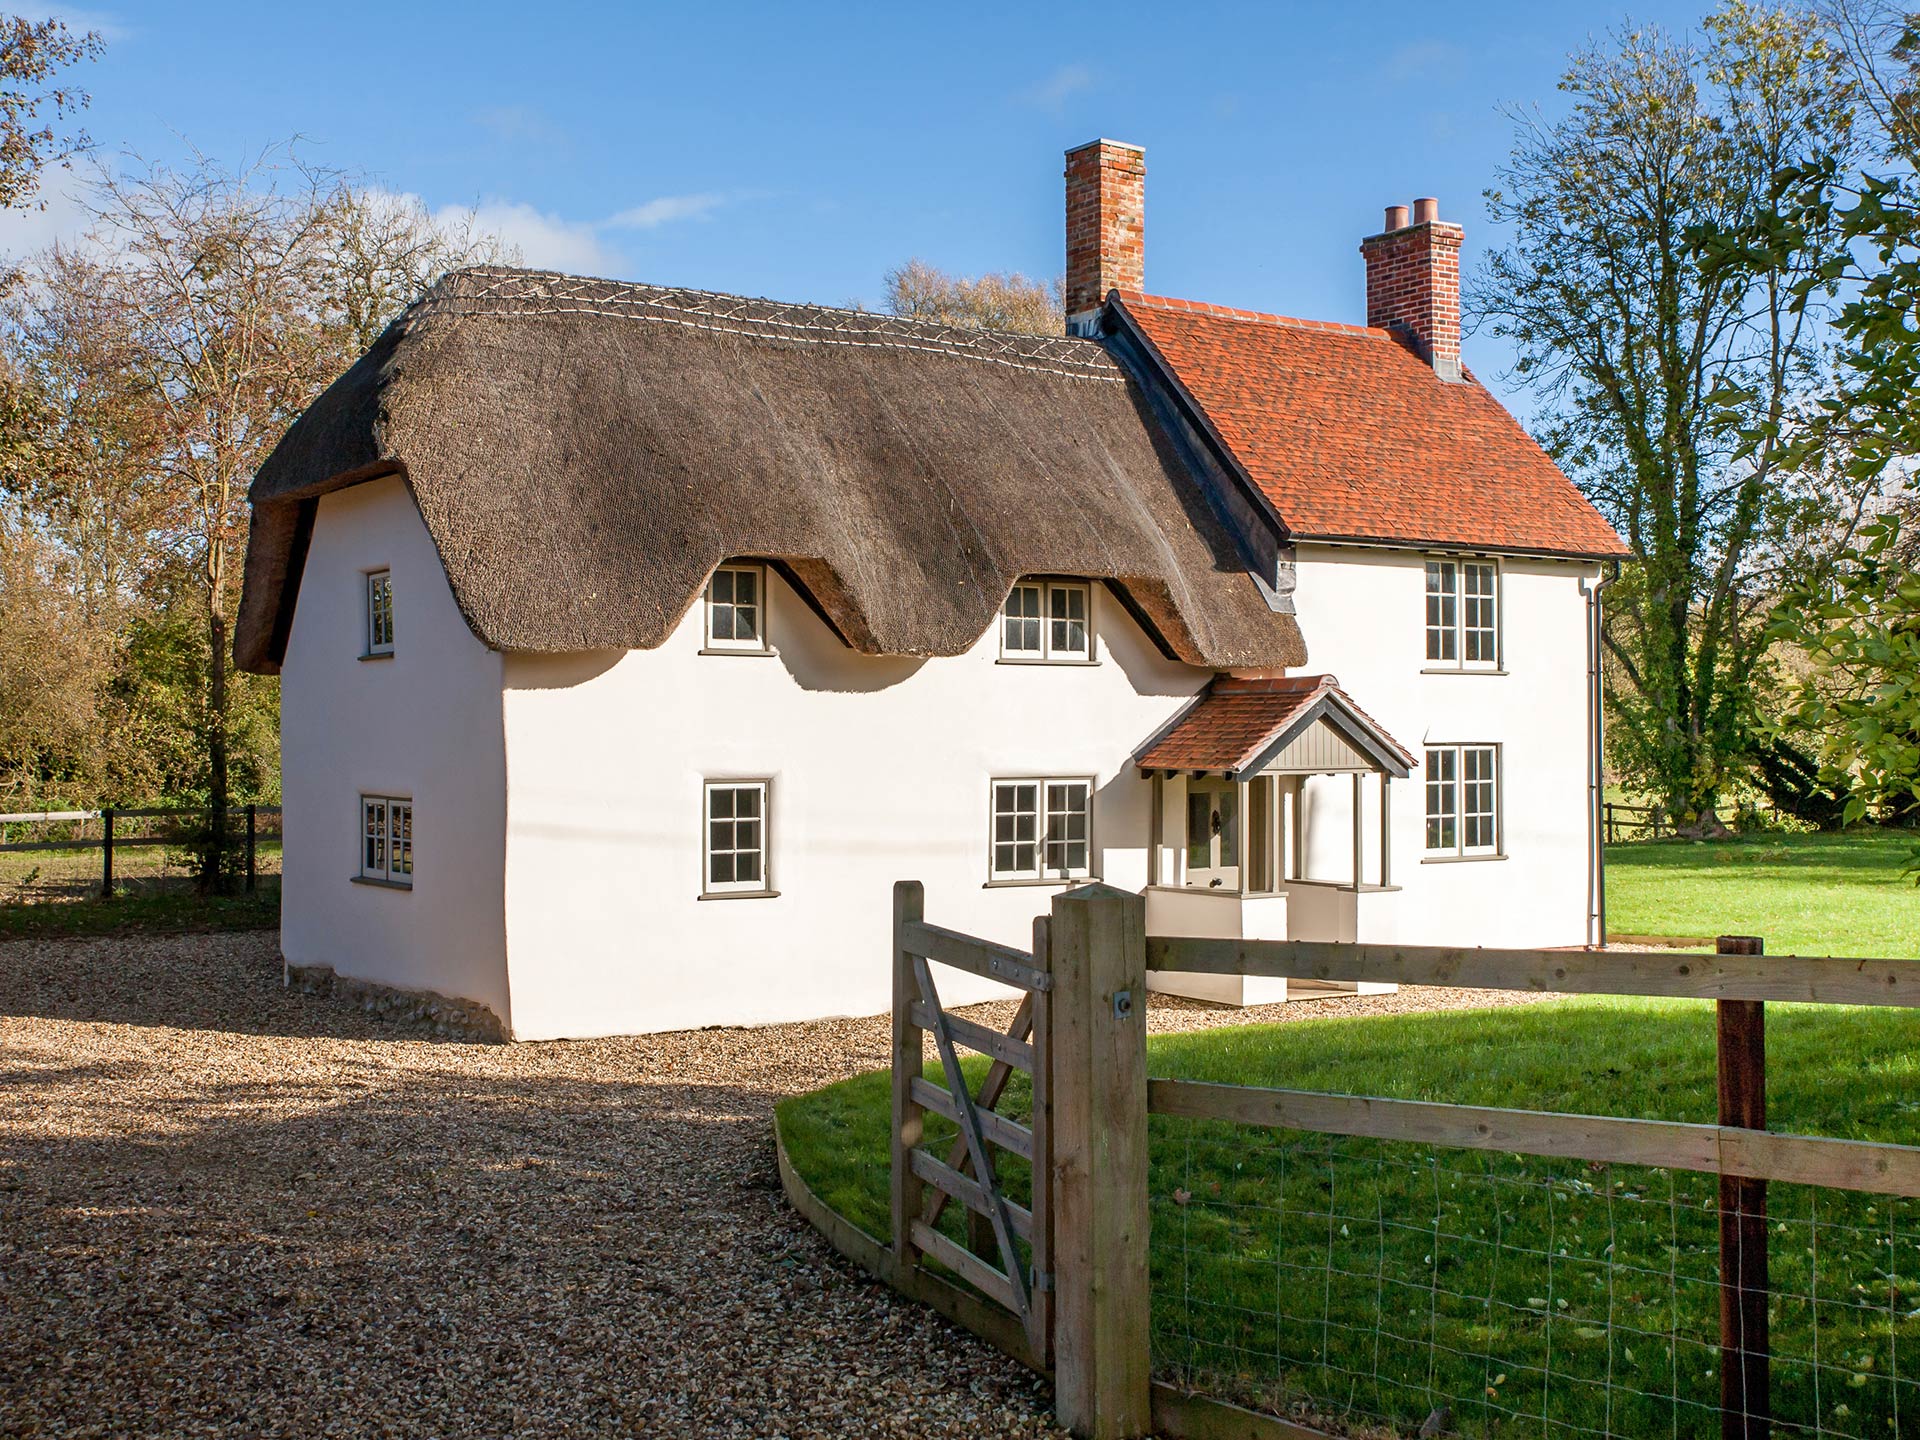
[277,477,510,1023]
[498,575,1208,1040]
[1289,544,1600,950]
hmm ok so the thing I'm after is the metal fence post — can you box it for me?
[246,804,257,893]
[1717,934,1769,1440]
[1049,882,1150,1440]
[100,807,114,898]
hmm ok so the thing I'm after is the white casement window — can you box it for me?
[1424,746,1500,858]
[359,794,413,886]
[365,570,394,656]
[1424,558,1499,668]
[990,777,1093,882]
[1000,580,1093,662]
[704,780,770,894]
[705,563,767,651]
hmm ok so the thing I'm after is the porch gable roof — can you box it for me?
[1134,674,1415,780]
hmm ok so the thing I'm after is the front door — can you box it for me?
[1185,780,1240,890]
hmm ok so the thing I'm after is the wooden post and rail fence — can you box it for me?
[822,880,1920,1439]
[0,805,282,895]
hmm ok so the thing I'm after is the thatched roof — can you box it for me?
[235,267,1307,675]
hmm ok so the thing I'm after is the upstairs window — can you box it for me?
[1424,746,1499,858]
[1001,580,1093,662]
[705,564,767,652]
[990,777,1092,882]
[359,795,413,887]
[1424,558,1498,668]
[365,570,394,656]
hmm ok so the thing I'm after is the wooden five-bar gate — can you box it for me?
[778,881,1920,1439]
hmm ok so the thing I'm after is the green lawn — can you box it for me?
[780,999,1920,1438]
[1606,830,1917,956]
[0,877,280,940]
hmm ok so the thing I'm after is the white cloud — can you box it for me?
[0,172,94,261]
[440,199,625,276]
[1022,63,1094,113]
[42,7,132,43]
[605,192,726,230]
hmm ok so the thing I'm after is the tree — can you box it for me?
[1469,2,1864,833]
[8,147,510,881]
[0,16,101,211]
[1767,512,1920,856]
[0,512,114,801]
[884,258,1061,334]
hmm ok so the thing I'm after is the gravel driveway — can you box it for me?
[0,930,1548,1438]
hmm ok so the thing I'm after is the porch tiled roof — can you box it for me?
[1111,292,1629,559]
[1134,674,1415,777]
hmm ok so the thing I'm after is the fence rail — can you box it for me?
[0,805,283,894]
[1604,799,1669,842]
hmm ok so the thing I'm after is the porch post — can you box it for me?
[1379,776,1391,887]
[1351,772,1364,887]
[1147,772,1162,888]
[1236,779,1250,897]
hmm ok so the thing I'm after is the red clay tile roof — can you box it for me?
[1112,292,1628,558]
[1135,674,1414,777]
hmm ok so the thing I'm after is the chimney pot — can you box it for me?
[1412,196,1439,225]
[1384,204,1409,231]
[1064,139,1145,335]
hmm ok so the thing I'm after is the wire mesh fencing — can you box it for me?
[1150,1116,1920,1438]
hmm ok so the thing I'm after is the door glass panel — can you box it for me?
[1186,790,1210,868]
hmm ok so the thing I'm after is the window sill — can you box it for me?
[699,646,777,658]
[995,657,1100,667]
[698,888,781,901]
[359,651,395,663]
[1420,853,1508,864]
[983,876,1096,889]
[350,874,413,890]
[1420,667,1505,676]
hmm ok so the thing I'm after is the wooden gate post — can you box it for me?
[1049,883,1150,1440]
[1717,934,1770,1440]
[892,880,927,1288]
[100,807,114,899]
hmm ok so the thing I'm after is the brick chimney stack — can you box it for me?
[1064,139,1144,334]
[1359,198,1464,381]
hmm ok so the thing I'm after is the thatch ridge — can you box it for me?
[235,266,1307,674]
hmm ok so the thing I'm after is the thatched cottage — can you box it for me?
[236,141,1625,1039]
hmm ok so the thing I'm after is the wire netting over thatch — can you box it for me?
[235,267,1307,674]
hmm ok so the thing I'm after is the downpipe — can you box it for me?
[1580,561,1621,948]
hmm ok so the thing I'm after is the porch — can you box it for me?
[1132,674,1414,1005]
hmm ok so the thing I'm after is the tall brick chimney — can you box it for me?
[1064,139,1144,334]
[1359,198,1464,381]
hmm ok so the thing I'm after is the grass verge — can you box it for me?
[1605,830,1915,955]
[0,880,279,941]
[778,998,1920,1437]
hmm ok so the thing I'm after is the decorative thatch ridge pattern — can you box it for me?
[235,266,1307,675]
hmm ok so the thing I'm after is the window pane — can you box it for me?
[1425,748,1459,852]
[1049,585,1089,658]
[1002,585,1043,653]
[1215,786,1239,867]
[1425,562,1457,662]
[737,850,761,884]
[992,781,1040,877]
[710,853,736,885]
[712,570,735,605]
[710,603,735,641]
[1044,781,1091,876]
[1463,564,1497,663]
[1463,748,1497,850]
[732,569,757,608]
[1186,791,1210,867]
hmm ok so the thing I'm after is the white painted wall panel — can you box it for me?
[277,478,510,1022]
[498,576,1207,1039]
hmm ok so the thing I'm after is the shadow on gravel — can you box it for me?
[0,930,484,1043]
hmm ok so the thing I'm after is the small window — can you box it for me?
[705,564,767,651]
[705,780,770,893]
[1000,580,1094,662]
[991,777,1093,882]
[359,794,413,886]
[365,570,394,656]
[1425,558,1499,669]
[1424,746,1499,858]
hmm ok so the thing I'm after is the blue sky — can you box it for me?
[24,2,1712,400]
